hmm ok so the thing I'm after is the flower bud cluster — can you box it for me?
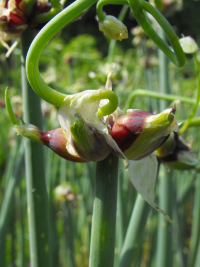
[109,108,178,160]
[155,132,198,170]
[13,101,179,163]
[99,15,128,41]
[0,0,62,56]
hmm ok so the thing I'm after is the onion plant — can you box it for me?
[2,0,200,267]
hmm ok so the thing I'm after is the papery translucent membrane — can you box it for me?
[58,89,128,162]
[128,154,174,223]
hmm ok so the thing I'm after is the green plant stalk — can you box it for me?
[107,5,129,63]
[187,177,200,267]
[172,184,186,267]
[128,0,185,67]
[155,28,173,267]
[114,173,124,266]
[144,64,158,112]
[97,0,127,21]
[21,28,52,267]
[18,182,26,267]
[26,0,100,107]
[0,141,24,266]
[89,154,119,267]
[1,136,19,189]
[118,193,150,267]
[179,53,200,134]
[155,166,173,267]
[126,89,197,110]
[194,240,200,267]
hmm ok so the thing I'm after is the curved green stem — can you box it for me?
[179,53,200,134]
[126,89,196,110]
[96,0,128,21]
[182,117,200,127]
[26,0,118,117]
[88,90,118,117]
[128,0,186,67]
[5,88,20,126]
[26,0,99,107]
[31,7,62,24]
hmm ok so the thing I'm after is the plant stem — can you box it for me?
[21,27,52,267]
[179,53,200,134]
[187,177,200,267]
[89,154,119,267]
[155,30,173,266]
[118,194,150,267]
[126,89,196,110]
[0,140,24,266]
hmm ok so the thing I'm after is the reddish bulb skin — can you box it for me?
[109,110,151,152]
[40,128,88,163]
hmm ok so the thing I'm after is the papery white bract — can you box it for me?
[128,153,174,223]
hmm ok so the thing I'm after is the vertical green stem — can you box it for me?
[89,154,119,267]
[155,28,173,267]
[118,194,150,267]
[21,27,52,267]
[187,176,200,267]
[179,53,200,134]
[0,140,24,266]
[155,167,173,267]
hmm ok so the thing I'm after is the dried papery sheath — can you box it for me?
[128,153,174,223]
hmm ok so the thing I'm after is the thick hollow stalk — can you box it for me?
[89,154,119,267]
[21,28,52,267]
[118,194,150,267]
[155,166,174,267]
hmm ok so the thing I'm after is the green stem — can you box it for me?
[21,28,52,267]
[0,140,24,267]
[107,5,129,63]
[26,0,99,106]
[89,154,118,267]
[5,88,20,126]
[187,177,200,267]
[118,194,150,267]
[96,0,128,21]
[179,53,200,134]
[155,166,173,267]
[126,89,196,110]
[128,0,186,67]
[182,117,200,127]
[155,30,173,267]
